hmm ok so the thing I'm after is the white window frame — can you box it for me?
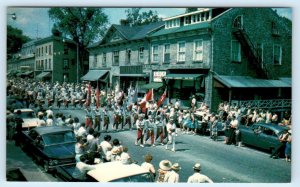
[193,39,203,61]
[231,40,241,62]
[126,49,131,64]
[177,41,186,62]
[102,52,106,67]
[139,47,144,63]
[113,50,119,65]
[273,44,282,65]
[163,43,171,63]
[152,45,159,63]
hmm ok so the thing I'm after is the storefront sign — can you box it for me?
[153,71,166,82]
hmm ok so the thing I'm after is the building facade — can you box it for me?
[88,8,292,112]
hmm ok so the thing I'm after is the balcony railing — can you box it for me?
[231,99,291,109]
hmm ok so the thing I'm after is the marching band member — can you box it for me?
[155,115,165,145]
[103,107,110,132]
[144,115,156,147]
[85,106,93,129]
[135,114,145,147]
[93,107,101,131]
[124,105,132,130]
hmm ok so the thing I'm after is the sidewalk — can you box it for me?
[6,140,59,181]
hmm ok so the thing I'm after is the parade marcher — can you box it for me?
[85,107,93,129]
[164,163,181,183]
[155,116,165,145]
[165,118,177,152]
[103,107,110,132]
[113,104,122,131]
[141,154,156,178]
[123,105,133,130]
[135,114,145,147]
[157,160,172,183]
[144,115,156,147]
[187,163,214,183]
[93,108,101,132]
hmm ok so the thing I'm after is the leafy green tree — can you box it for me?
[7,25,31,59]
[48,8,109,77]
[125,8,162,26]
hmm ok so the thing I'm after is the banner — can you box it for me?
[96,85,100,109]
[157,89,167,108]
[85,83,91,107]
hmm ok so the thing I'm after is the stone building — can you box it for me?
[34,36,78,83]
[88,8,292,112]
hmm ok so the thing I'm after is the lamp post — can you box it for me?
[8,13,17,20]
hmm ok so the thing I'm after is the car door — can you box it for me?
[240,125,260,147]
[256,126,278,150]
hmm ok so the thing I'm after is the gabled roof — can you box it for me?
[150,21,211,37]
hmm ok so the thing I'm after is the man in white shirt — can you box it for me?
[72,154,97,181]
[187,163,213,183]
[165,118,176,152]
[100,135,112,162]
[164,163,181,183]
[77,123,87,137]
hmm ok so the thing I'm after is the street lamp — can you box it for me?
[8,13,16,20]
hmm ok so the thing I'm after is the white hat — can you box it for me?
[159,160,172,171]
[171,163,181,171]
[193,163,201,170]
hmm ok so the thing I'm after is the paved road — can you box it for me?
[6,107,291,182]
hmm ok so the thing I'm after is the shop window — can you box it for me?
[231,40,241,63]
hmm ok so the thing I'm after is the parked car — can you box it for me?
[239,123,289,153]
[56,161,154,182]
[13,108,39,130]
[19,126,76,172]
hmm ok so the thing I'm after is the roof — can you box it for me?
[80,70,108,81]
[87,161,149,182]
[164,73,203,80]
[214,75,292,88]
[33,126,73,136]
[150,22,211,37]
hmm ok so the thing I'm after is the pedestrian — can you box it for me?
[135,114,145,147]
[141,154,156,178]
[156,160,172,183]
[164,163,181,183]
[187,163,214,183]
[165,118,176,152]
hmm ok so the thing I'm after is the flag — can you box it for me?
[140,89,153,113]
[96,84,100,109]
[85,83,91,107]
[157,89,167,108]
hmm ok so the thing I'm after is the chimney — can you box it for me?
[120,19,129,26]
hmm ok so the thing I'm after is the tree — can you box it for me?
[125,8,162,26]
[7,25,31,59]
[48,8,109,77]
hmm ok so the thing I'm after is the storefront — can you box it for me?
[81,69,110,92]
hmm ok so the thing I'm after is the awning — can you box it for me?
[164,74,203,80]
[81,70,108,81]
[116,74,149,77]
[22,71,33,76]
[141,82,163,90]
[36,72,51,79]
[214,75,292,88]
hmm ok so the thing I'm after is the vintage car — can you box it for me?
[19,126,76,172]
[240,123,289,153]
[13,108,40,130]
[56,161,154,182]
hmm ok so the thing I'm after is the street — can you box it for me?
[6,107,291,183]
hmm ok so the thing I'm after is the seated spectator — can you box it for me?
[72,154,97,181]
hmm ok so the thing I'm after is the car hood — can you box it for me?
[43,143,75,159]
[22,118,39,128]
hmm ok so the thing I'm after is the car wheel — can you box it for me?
[44,161,49,172]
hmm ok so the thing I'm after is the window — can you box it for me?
[231,40,241,62]
[194,40,203,61]
[45,59,48,70]
[64,59,69,69]
[41,60,44,68]
[45,46,48,54]
[256,43,264,64]
[184,16,191,25]
[113,51,119,65]
[93,54,97,67]
[233,15,243,29]
[102,52,107,67]
[41,47,44,56]
[152,45,159,62]
[49,59,52,70]
[49,45,52,55]
[273,45,282,65]
[64,44,69,55]
[139,47,144,63]
[163,44,170,63]
[126,49,131,64]
[177,42,186,62]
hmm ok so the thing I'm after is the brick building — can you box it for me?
[88,8,292,112]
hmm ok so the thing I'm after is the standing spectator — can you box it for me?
[157,160,172,183]
[164,163,181,183]
[86,128,95,145]
[141,154,156,178]
[284,129,292,162]
[187,163,214,183]
[165,118,176,152]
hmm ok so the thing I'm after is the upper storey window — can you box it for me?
[233,15,243,29]
[165,18,180,29]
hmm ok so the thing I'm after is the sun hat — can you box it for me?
[171,163,181,171]
[159,160,172,171]
[193,163,201,171]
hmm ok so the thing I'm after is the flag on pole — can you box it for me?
[157,89,167,108]
[96,84,100,109]
[85,83,91,107]
[140,89,153,113]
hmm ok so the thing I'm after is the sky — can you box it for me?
[7,7,292,40]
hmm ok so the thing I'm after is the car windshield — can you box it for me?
[42,131,76,145]
[19,112,35,119]
[111,173,153,182]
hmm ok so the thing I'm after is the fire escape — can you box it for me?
[232,17,273,79]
